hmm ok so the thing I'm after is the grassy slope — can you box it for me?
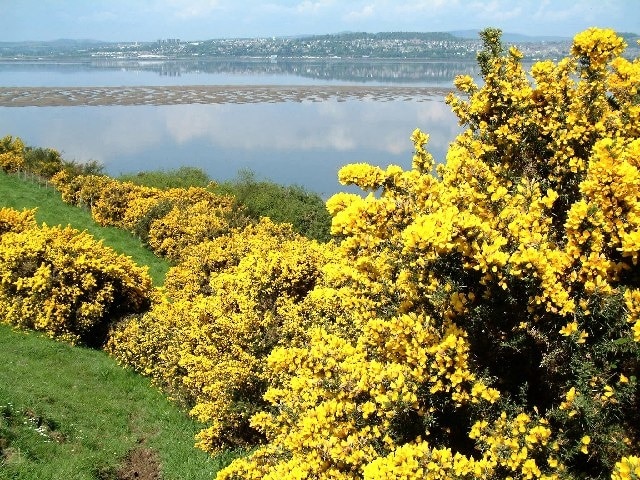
[0,171,170,286]
[0,173,239,478]
[0,324,237,480]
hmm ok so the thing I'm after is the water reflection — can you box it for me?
[92,58,482,86]
[0,59,480,87]
[0,98,460,197]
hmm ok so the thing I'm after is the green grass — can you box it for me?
[0,171,170,286]
[0,324,241,480]
[0,171,244,477]
[213,169,332,242]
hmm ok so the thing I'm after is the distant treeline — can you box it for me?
[0,30,604,60]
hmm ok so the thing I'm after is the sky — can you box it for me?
[2,0,639,42]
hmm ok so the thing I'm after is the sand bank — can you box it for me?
[0,85,453,107]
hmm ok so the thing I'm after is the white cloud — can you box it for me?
[29,107,164,165]
[344,4,376,22]
[160,99,452,157]
[163,0,223,19]
[295,0,336,14]
[470,0,523,22]
[391,0,458,15]
[532,0,600,23]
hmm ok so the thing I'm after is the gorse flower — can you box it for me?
[35,26,639,480]
[107,219,333,452]
[0,218,152,345]
[216,27,639,480]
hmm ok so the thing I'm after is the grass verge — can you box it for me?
[0,171,170,286]
[0,324,240,479]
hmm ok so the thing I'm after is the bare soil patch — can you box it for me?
[117,446,162,480]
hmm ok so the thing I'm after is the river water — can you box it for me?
[0,59,473,196]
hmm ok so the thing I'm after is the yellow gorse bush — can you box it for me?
[612,455,640,480]
[107,218,335,452]
[146,193,235,262]
[0,207,37,235]
[41,26,639,480]
[50,172,238,260]
[0,212,152,345]
[0,135,26,173]
[216,28,640,480]
[51,172,114,208]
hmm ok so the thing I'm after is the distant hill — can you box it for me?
[9,30,637,61]
[449,30,569,42]
[309,31,460,41]
[619,32,640,42]
[0,38,106,48]
[0,38,108,57]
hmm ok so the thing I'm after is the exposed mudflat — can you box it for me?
[0,85,453,107]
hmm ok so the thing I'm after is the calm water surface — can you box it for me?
[0,58,481,87]
[0,60,466,196]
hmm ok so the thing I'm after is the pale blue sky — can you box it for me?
[2,0,639,42]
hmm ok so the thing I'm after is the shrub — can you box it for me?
[126,187,240,252]
[23,146,64,179]
[107,219,335,453]
[91,180,156,228]
[130,198,175,245]
[217,28,640,480]
[116,166,212,189]
[0,207,37,236]
[0,218,153,346]
[0,135,25,173]
[49,172,241,259]
[61,158,104,177]
[214,170,332,242]
[146,189,237,261]
[0,135,101,179]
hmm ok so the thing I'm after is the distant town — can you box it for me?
[1,31,638,63]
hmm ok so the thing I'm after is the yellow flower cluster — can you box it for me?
[146,196,234,261]
[571,27,626,72]
[612,456,640,480]
[107,218,333,453]
[48,27,636,479]
[217,310,501,479]
[216,28,639,480]
[0,135,25,173]
[469,412,563,479]
[51,172,114,208]
[0,211,152,345]
[558,387,580,417]
[363,441,490,480]
[624,289,640,342]
[50,172,237,260]
[338,163,397,191]
[0,207,37,235]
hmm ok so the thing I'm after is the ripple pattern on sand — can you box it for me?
[0,85,453,107]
